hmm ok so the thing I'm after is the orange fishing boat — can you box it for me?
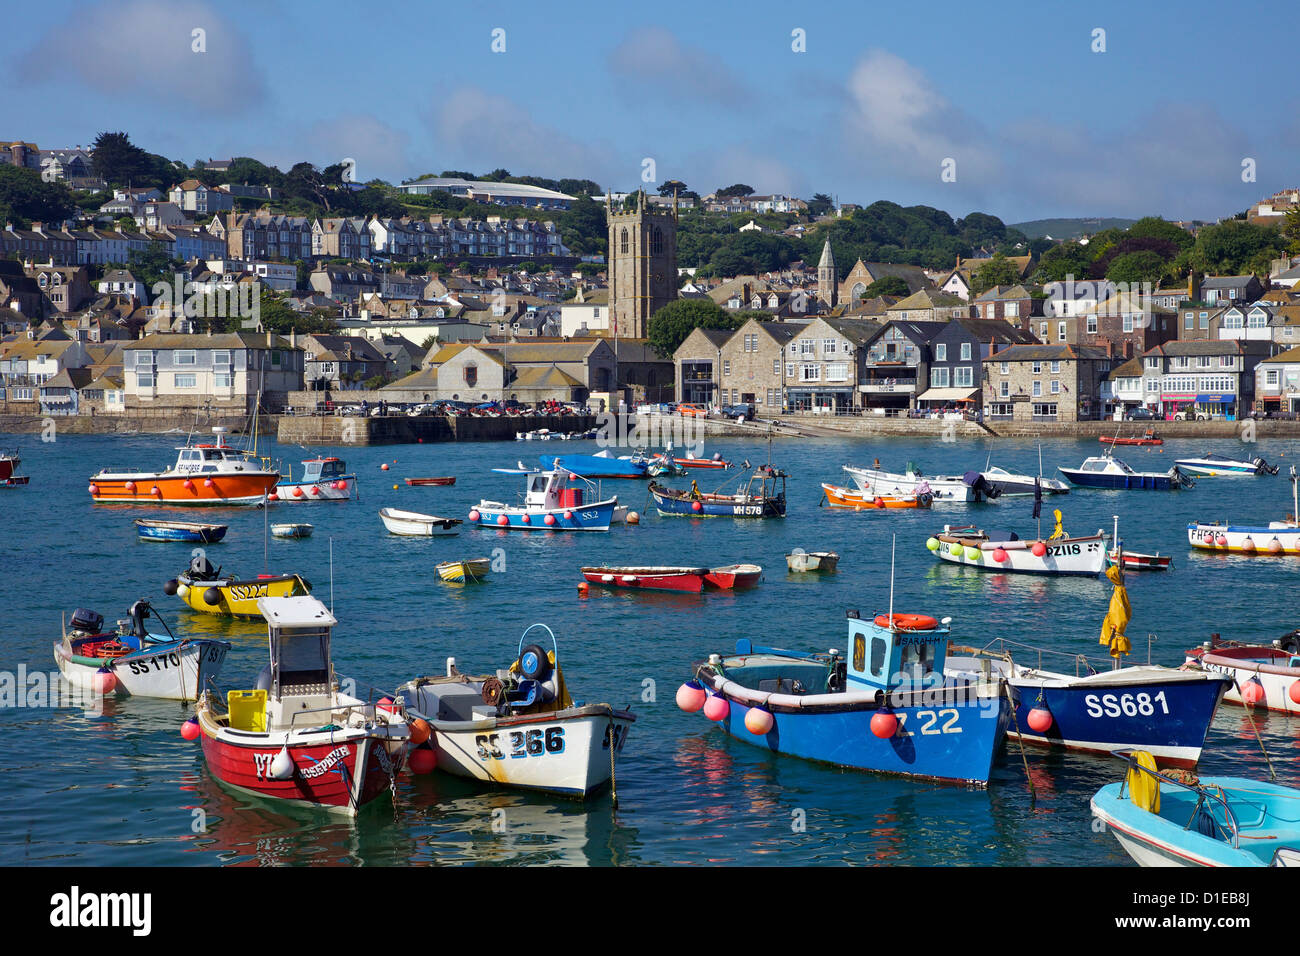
[88,427,279,506]
[820,483,931,509]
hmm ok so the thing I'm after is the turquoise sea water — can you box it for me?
[1,431,1297,866]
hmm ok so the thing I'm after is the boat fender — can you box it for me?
[254,665,271,691]
[1126,751,1161,813]
[203,587,222,607]
[269,745,295,781]
[517,644,552,682]
[163,578,179,596]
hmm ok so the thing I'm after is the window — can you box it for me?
[1197,356,1211,368]
[136,372,154,388]
[723,360,730,376]
[988,402,1014,417]
[1006,302,1019,318]
[773,359,780,374]
[1058,323,1066,342]
[212,350,230,366]
[954,366,973,388]
[786,363,795,377]
[1032,381,1042,396]
[1051,361,1060,373]
[1032,362,1041,373]
[175,373,197,388]
[826,363,849,382]
[935,343,947,362]
[999,381,1009,398]
[800,340,814,356]
[270,351,281,367]
[1221,356,1233,368]
[960,342,971,361]
[1088,316,1098,334]
[1267,369,1280,385]
[930,367,950,388]
[620,228,629,254]
[1032,403,1058,418]
[823,338,837,355]
[1050,380,1060,394]
[174,350,196,366]
[800,364,820,382]
[1199,312,1209,329]
[1000,361,1009,374]
[215,372,232,388]
[1184,312,1193,330]
[1039,322,1048,338]
[1122,314,1133,333]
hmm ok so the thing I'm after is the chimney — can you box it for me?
[1187,269,1199,303]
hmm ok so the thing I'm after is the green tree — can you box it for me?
[970,254,1022,295]
[806,193,834,217]
[91,131,152,186]
[646,299,740,358]
[1192,220,1285,275]
[128,242,181,290]
[1034,241,1093,283]
[861,275,912,298]
[715,184,754,198]
[1126,216,1195,251]
[0,165,76,224]
[1282,208,1300,257]
[1105,250,1168,286]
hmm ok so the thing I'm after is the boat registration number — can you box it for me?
[1046,542,1099,557]
[895,709,962,736]
[227,583,271,601]
[475,727,565,761]
[1083,691,1169,719]
[123,653,182,675]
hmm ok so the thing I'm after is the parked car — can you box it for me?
[1125,407,1156,421]
[677,403,709,418]
[720,403,754,420]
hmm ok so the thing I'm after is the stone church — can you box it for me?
[607,190,678,338]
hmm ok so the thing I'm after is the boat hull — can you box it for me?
[419,707,633,798]
[673,458,730,470]
[176,574,310,618]
[786,551,838,573]
[1190,647,1300,715]
[705,685,1010,786]
[55,638,229,700]
[1187,522,1300,555]
[822,483,929,509]
[380,508,462,536]
[1107,550,1171,571]
[540,454,647,479]
[648,485,785,518]
[275,476,356,501]
[471,497,618,531]
[933,533,1108,576]
[1175,459,1260,476]
[704,565,762,590]
[90,472,278,506]
[135,520,228,543]
[980,472,1070,496]
[843,466,974,502]
[1099,437,1162,446]
[582,567,707,592]
[437,559,492,583]
[405,477,456,486]
[1060,469,1180,490]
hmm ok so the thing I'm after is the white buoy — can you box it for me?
[269,745,295,780]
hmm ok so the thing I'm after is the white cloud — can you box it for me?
[19,0,265,111]
[608,27,751,106]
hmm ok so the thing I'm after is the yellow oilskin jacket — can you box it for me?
[1099,565,1132,658]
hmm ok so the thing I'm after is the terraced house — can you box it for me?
[715,317,799,412]
[858,320,945,413]
[784,317,881,412]
[983,344,1111,422]
[1137,339,1270,420]
[920,319,1038,412]
[120,332,305,414]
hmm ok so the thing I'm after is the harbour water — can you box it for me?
[2,432,1297,866]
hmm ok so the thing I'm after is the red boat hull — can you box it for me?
[405,477,456,486]
[673,458,730,469]
[581,567,706,592]
[0,456,18,481]
[704,566,762,590]
[199,730,399,813]
[1099,437,1163,446]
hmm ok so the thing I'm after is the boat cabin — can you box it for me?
[845,610,950,693]
[256,596,339,731]
[299,457,347,482]
[524,470,582,511]
[1076,456,1132,476]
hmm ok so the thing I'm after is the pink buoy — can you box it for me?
[1216,535,1229,548]
[1270,539,1284,555]
[563,511,574,521]
[496,514,509,526]
[675,680,707,713]
[691,500,703,512]
[992,547,1009,563]
[125,480,136,493]
[180,718,200,741]
[409,747,437,774]
[1031,541,1047,557]
[1241,537,1255,553]
[381,463,390,471]
[376,697,398,714]
[310,485,320,496]
[151,486,162,497]
[1242,679,1266,707]
[468,509,481,522]
[268,492,279,502]
[88,483,99,496]
[293,487,304,498]
[702,694,730,721]
[1289,680,1300,705]
[870,711,898,738]
[744,706,774,736]
[1027,707,1054,733]
[520,513,531,524]
[183,479,194,490]
[544,513,557,526]
[93,667,116,694]
[204,478,215,488]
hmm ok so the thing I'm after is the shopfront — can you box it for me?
[787,386,854,413]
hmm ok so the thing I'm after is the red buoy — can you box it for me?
[180,718,201,741]
[1027,707,1054,733]
[1242,679,1266,707]
[1031,541,1047,557]
[691,500,703,512]
[870,711,899,738]
[544,513,557,525]
[409,747,437,774]
[496,514,509,526]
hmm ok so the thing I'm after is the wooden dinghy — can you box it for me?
[821,483,930,509]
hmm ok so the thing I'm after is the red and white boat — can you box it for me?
[673,454,731,470]
[191,595,412,815]
[703,564,763,590]
[1185,632,1300,715]
[582,566,710,593]
[405,476,456,486]
[1107,549,1172,571]
[274,456,356,501]
[89,427,279,506]
[0,450,29,487]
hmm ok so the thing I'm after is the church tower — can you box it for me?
[818,238,837,308]
[607,189,678,338]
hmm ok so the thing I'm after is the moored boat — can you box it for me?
[89,427,279,506]
[379,508,462,536]
[135,518,228,543]
[673,453,731,470]
[843,463,997,502]
[927,517,1108,577]
[54,601,229,701]
[683,610,1011,786]
[1174,453,1277,477]
[821,482,930,509]
[786,549,839,573]
[270,523,313,538]
[648,467,786,518]
[274,456,357,501]
[1107,549,1171,571]
[582,566,709,593]
[1099,430,1163,446]
[397,624,634,798]
[471,469,618,531]
[979,466,1069,497]
[192,595,412,816]
[540,450,647,479]
[1059,455,1192,490]
[437,558,492,583]
[1184,632,1300,715]
[1091,751,1300,866]
[1187,464,1300,554]
[704,564,762,590]
[405,476,456,486]
[0,450,30,487]
[164,555,311,618]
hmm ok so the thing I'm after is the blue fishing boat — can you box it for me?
[1058,455,1193,490]
[1091,751,1300,867]
[541,451,647,479]
[648,466,787,518]
[134,518,228,543]
[681,609,1011,786]
[470,468,618,531]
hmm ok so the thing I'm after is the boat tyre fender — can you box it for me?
[873,613,939,631]
[517,644,552,682]
[203,587,222,607]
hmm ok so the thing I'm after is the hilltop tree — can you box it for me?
[806,193,834,217]
[715,184,754,198]
[861,275,911,298]
[647,298,740,358]
[91,132,152,186]
[970,254,1022,295]
[0,165,76,225]
[1105,250,1168,286]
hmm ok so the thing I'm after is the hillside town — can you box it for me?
[4,134,1300,428]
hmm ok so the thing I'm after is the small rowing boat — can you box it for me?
[135,519,228,543]
[786,549,838,573]
[821,483,930,509]
[380,508,462,536]
[405,477,456,486]
[270,523,312,538]
[703,564,762,590]
[1099,434,1163,446]
[673,454,731,470]
[582,566,709,593]
[1107,549,1171,571]
[437,558,492,583]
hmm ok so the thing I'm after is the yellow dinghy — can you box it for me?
[163,555,311,618]
[436,557,491,584]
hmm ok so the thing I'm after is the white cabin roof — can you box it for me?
[257,595,337,628]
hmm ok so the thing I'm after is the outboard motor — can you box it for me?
[963,470,1001,500]
[188,553,218,579]
[127,599,152,639]
[69,608,104,635]
[1254,456,1279,476]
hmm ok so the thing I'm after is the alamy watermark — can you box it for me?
[152,274,261,329]
[595,412,705,456]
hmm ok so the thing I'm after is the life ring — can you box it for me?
[874,613,939,631]
[1126,750,1161,813]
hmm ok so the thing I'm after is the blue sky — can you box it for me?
[5,0,1296,224]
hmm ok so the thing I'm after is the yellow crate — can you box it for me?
[227,689,267,732]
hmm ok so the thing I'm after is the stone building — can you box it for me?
[607,191,677,338]
[983,343,1111,423]
[715,317,799,412]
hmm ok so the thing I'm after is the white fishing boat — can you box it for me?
[397,625,634,798]
[1188,466,1300,554]
[1173,453,1277,477]
[843,463,988,502]
[980,466,1070,496]
[1184,632,1300,715]
[379,508,462,536]
[54,601,229,701]
[927,521,1108,576]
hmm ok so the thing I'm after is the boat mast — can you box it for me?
[1292,466,1298,524]
[887,533,896,627]
[1112,513,1122,672]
